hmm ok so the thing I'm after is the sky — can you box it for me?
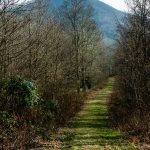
[1,0,128,12]
[99,0,128,12]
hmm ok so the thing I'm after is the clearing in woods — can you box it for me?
[59,78,135,150]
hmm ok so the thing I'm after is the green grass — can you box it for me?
[59,78,138,150]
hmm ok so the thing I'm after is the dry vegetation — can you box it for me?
[0,0,110,149]
[0,0,149,149]
[108,0,150,144]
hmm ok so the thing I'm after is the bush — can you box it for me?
[57,91,86,125]
[0,77,40,149]
[41,98,59,114]
[0,76,88,148]
[107,91,129,128]
[34,98,59,138]
[108,89,150,143]
[0,77,39,114]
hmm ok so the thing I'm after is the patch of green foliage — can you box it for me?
[0,76,60,148]
[41,98,59,114]
[0,77,39,113]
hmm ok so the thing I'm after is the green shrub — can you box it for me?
[41,98,59,114]
[0,76,39,114]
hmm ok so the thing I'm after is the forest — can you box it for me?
[0,0,149,149]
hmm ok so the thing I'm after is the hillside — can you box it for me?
[49,0,125,43]
[89,0,124,43]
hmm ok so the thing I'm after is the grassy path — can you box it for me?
[59,78,135,150]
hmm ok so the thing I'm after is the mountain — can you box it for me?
[88,0,125,43]
[49,0,125,43]
[48,0,125,44]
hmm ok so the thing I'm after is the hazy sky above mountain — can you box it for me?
[99,0,128,11]
[14,0,128,12]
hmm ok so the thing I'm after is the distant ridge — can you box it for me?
[48,0,125,43]
[88,0,125,43]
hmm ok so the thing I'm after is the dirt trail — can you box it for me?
[60,78,133,150]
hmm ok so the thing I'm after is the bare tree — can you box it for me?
[116,0,150,135]
[58,0,104,92]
